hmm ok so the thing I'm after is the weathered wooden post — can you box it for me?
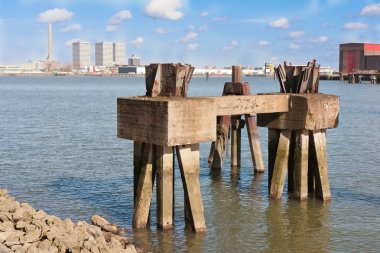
[127,63,206,232]
[209,66,264,172]
[231,66,242,167]
[261,60,338,201]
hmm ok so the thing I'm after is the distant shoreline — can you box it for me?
[0,72,275,78]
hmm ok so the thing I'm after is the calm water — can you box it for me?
[0,76,379,252]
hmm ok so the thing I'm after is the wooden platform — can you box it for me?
[117,63,340,233]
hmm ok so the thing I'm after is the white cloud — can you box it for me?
[269,17,289,29]
[186,43,199,50]
[223,40,239,50]
[176,31,198,43]
[288,43,299,49]
[199,24,208,32]
[258,40,269,47]
[61,24,81,32]
[287,31,305,39]
[360,4,380,16]
[200,12,208,17]
[105,25,117,32]
[37,8,73,23]
[312,36,328,43]
[108,10,132,25]
[65,39,81,47]
[145,0,184,20]
[343,22,368,30]
[187,24,195,30]
[131,37,144,46]
[213,17,227,22]
[155,27,169,34]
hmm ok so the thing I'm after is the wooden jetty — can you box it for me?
[347,70,380,84]
[117,62,339,233]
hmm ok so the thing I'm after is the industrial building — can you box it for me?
[95,42,114,67]
[339,43,380,73]
[72,42,90,70]
[113,43,126,65]
[128,54,141,66]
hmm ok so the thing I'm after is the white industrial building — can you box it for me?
[113,43,126,65]
[72,41,90,70]
[95,42,113,67]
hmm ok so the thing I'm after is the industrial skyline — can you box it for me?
[2,1,380,68]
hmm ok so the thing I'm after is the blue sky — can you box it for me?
[1,0,380,69]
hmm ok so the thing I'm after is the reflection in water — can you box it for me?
[264,199,331,252]
[251,172,264,197]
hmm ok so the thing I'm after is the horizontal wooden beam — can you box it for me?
[118,97,216,146]
[117,93,339,145]
[209,94,290,116]
[257,94,339,130]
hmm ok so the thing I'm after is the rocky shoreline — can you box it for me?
[0,189,140,253]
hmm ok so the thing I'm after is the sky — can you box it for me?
[1,0,380,69]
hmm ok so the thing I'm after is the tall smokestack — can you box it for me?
[47,23,53,60]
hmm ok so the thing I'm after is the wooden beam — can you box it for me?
[257,93,339,130]
[118,94,338,145]
[269,130,291,199]
[176,144,206,232]
[133,143,154,228]
[156,145,174,229]
[213,94,289,116]
[118,97,216,146]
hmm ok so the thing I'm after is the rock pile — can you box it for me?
[0,189,139,253]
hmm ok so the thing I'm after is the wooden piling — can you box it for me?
[230,66,242,167]
[268,128,280,191]
[211,115,230,169]
[133,143,154,229]
[176,144,206,232]
[287,131,296,193]
[292,130,309,200]
[156,145,174,229]
[269,130,291,198]
[231,117,241,167]
[133,141,144,203]
[312,130,331,200]
[210,66,264,172]
[246,115,265,172]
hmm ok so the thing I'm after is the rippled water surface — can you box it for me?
[0,76,379,252]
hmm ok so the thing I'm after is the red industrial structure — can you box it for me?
[339,43,380,73]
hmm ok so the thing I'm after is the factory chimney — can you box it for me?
[47,23,53,60]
